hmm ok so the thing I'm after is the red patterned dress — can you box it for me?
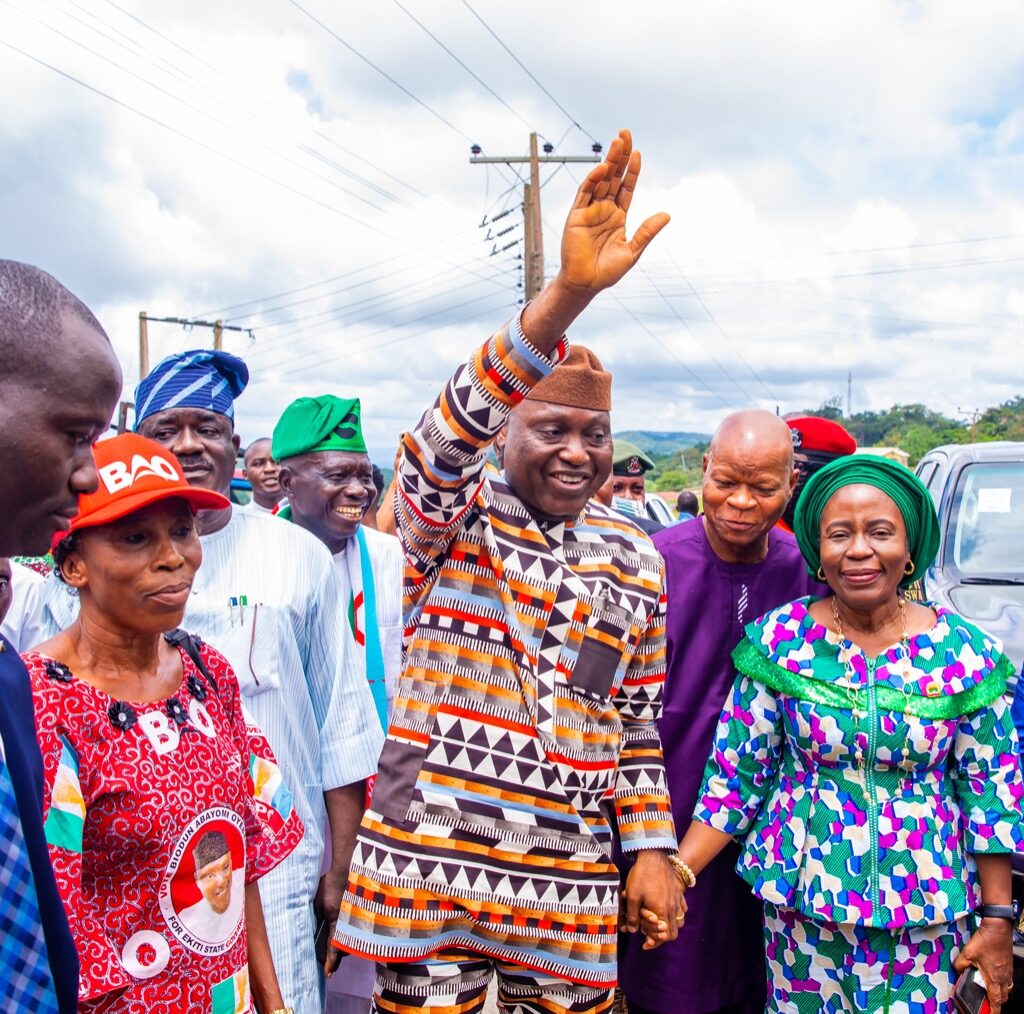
[26,640,304,1013]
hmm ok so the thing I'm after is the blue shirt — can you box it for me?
[0,635,77,1012]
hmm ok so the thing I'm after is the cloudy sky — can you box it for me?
[3,0,1023,454]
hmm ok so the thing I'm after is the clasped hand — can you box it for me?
[620,850,686,951]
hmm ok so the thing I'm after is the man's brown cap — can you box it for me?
[525,345,611,411]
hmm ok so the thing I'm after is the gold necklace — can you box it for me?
[832,595,914,779]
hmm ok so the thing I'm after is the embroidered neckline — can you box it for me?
[746,596,1006,700]
[28,648,203,730]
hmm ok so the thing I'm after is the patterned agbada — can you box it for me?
[333,317,675,986]
[28,641,303,1013]
[695,596,1024,1009]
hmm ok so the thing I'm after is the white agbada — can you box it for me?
[326,525,403,1010]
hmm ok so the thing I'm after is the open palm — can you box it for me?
[558,129,670,294]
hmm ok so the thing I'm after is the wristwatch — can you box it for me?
[976,904,1016,921]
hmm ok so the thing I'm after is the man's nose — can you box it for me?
[69,446,100,496]
[172,427,204,455]
[727,485,756,509]
[558,434,588,465]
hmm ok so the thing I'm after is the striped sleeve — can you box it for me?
[613,584,677,852]
[397,314,566,593]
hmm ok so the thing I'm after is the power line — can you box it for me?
[663,250,778,402]
[4,0,413,218]
[57,0,425,210]
[609,296,735,411]
[99,0,456,209]
[390,0,550,142]
[197,253,412,318]
[0,38,409,238]
[286,0,475,143]
[642,270,760,406]
[241,264,516,356]
[266,289,514,379]
[461,0,596,144]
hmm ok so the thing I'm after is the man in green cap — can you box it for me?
[594,438,663,535]
[273,395,402,732]
[272,395,404,1013]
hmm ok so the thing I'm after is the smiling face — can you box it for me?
[0,313,121,556]
[503,401,612,525]
[195,850,233,914]
[818,484,911,612]
[279,449,376,553]
[59,499,202,635]
[137,408,240,499]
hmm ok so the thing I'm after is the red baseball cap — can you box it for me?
[786,416,857,456]
[66,433,230,534]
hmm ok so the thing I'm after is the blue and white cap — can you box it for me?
[134,349,249,428]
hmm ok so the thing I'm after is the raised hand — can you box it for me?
[558,129,670,295]
[521,129,669,352]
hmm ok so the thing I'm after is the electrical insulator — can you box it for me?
[470,144,482,155]
[591,142,603,154]
[543,142,554,154]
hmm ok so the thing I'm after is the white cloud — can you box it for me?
[1,0,1023,456]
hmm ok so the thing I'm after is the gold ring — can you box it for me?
[675,914,684,923]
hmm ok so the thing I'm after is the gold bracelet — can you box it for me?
[667,853,696,889]
[266,1008,294,1014]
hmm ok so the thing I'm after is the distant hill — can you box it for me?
[613,430,710,455]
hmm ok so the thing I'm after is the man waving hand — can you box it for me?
[332,131,681,1013]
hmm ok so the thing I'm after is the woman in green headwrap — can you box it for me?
[665,455,1023,1013]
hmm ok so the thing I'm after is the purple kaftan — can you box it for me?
[618,519,825,1013]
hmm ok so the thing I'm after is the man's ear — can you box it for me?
[278,465,294,496]
[232,432,242,455]
[788,467,800,496]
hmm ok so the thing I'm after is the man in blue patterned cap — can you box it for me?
[41,349,385,1013]
[273,395,404,1014]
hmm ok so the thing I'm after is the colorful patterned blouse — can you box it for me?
[27,641,304,1013]
[695,596,1023,929]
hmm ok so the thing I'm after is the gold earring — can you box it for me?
[816,566,826,582]
[904,559,914,576]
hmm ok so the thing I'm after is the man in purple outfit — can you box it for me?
[619,410,829,1014]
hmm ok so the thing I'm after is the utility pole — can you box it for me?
[957,406,981,442]
[470,134,601,301]
[847,370,852,418]
[137,314,253,379]
[138,311,149,380]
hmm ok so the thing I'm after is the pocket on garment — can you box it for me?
[371,734,428,823]
[569,598,636,702]
[204,604,281,697]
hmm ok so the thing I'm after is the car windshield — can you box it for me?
[949,461,1024,578]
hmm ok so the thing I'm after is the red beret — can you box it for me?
[786,416,857,456]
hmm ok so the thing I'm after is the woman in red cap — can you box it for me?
[24,433,302,1014]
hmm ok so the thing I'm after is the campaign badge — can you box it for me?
[159,807,246,956]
